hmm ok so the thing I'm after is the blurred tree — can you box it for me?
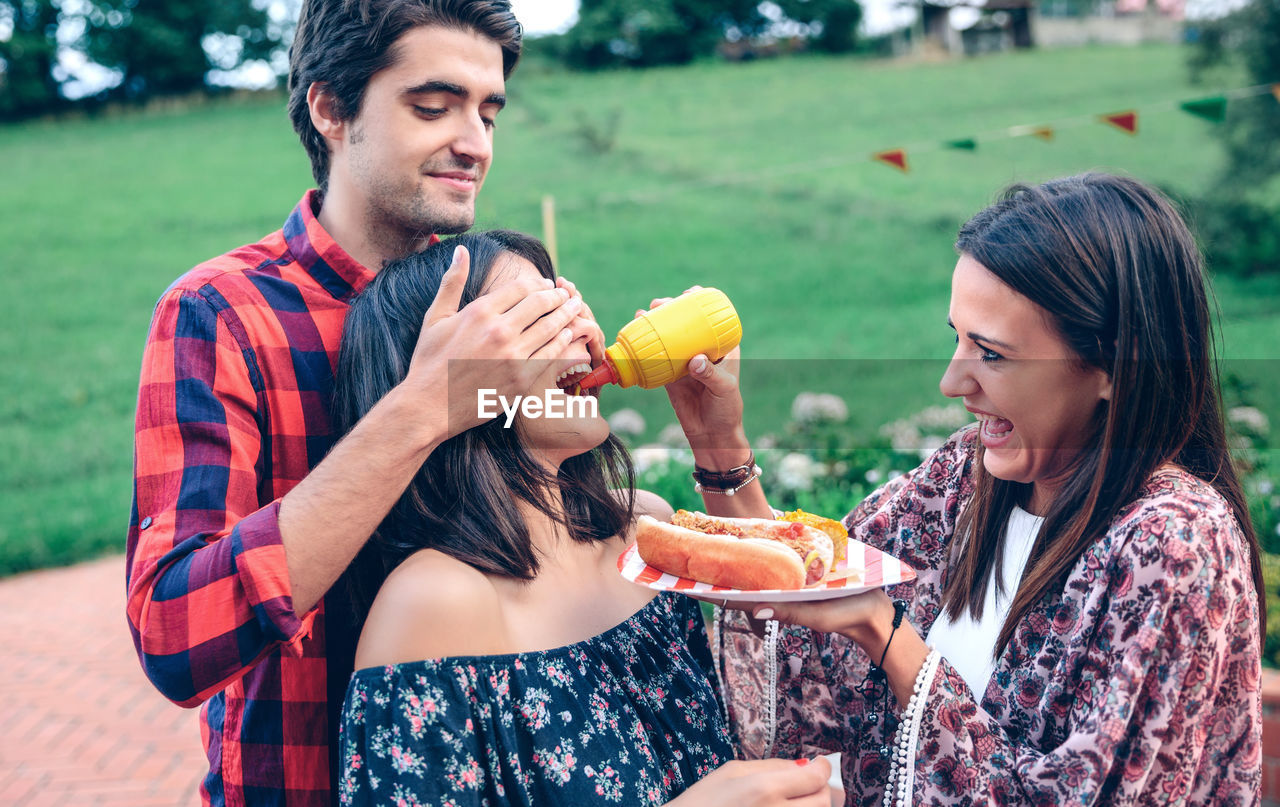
[79,0,278,99]
[0,0,64,118]
[1188,0,1280,276]
[561,0,766,68]
[775,0,863,53]
[561,0,866,68]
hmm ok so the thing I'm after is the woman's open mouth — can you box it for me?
[975,412,1014,448]
[555,363,596,397]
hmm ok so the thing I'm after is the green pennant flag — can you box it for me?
[1180,96,1228,123]
[946,138,977,151]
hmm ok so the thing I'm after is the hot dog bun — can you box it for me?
[633,511,835,590]
[671,510,835,586]
[634,516,806,589]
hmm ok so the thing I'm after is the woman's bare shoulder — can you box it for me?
[353,549,508,669]
[633,488,676,523]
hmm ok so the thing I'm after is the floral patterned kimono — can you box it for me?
[720,426,1261,806]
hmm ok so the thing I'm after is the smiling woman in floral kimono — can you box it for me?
[660,173,1263,806]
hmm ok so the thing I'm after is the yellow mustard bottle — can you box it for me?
[576,287,742,390]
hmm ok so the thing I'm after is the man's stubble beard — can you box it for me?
[348,125,477,254]
[363,172,476,263]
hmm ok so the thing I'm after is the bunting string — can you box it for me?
[868,82,1277,173]
[564,82,1278,209]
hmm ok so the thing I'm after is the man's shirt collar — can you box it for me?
[282,189,377,302]
[282,190,443,302]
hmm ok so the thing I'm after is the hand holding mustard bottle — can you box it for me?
[581,286,752,481]
[576,287,742,391]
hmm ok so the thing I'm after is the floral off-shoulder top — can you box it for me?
[339,592,733,806]
[720,425,1261,806]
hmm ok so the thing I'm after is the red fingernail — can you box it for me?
[794,758,809,767]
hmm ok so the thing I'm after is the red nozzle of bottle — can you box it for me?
[576,361,618,390]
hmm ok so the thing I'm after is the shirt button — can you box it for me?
[140,516,153,529]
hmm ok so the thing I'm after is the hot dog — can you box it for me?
[779,508,850,566]
[634,510,835,590]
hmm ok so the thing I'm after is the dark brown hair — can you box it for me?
[945,173,1263,656]
[287,0,523,191]
[331,230,635,622]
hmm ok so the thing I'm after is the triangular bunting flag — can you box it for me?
[946,138,977,151]
[1101,111,1138,135]
[1180,96,1227,123]
[1008,125,1054,141]
[873,149,909,173]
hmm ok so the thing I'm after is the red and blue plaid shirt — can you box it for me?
[127,191,433,806]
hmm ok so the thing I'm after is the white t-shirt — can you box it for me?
[924,505,1044,696]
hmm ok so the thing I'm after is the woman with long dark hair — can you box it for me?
[663,174,1262,805]
[331,231,835,806]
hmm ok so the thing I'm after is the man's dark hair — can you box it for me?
[288,0,522,191]
[332,230,635,625]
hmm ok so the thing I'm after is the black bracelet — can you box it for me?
[866,599,908,760]
[878,598,907,669]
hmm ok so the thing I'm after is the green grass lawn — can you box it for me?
[1,42,1276,575]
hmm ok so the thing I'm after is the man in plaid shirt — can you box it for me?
[126,2,598,804]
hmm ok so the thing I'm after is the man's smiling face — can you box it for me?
[338,24,507,239]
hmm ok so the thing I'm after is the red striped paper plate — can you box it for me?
[616,539,916,602]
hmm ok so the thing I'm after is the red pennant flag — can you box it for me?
[1101,111,1138,135]
[873,149,909,173]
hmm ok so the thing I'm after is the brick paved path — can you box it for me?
[0,555,205,806]
[29,553,1280,806]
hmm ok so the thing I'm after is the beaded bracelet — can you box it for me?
[712,605,779,756]
[882,649,941,807]
[692,452,761,496]
[712,606,727,722]
[763,618,780,756]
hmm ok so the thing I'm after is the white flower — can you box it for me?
[880,421,922,451]
[914,404,971,431]
[632,445,675,476]
[1258,479,1274,496]
[632,444,693,476]
[790,392,849,424]
[916,434,945,461]
[658,422,688,447]
[776,452,822,491]
[1228,406,1269,435]
[607,408,646,437]
[865,468,884,484]
[880,405,969,450]
[757,434,778,450]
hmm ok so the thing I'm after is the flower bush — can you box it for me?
[623,395,968,520]
[621,386,1280,666]
[1221,375,1280,667]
